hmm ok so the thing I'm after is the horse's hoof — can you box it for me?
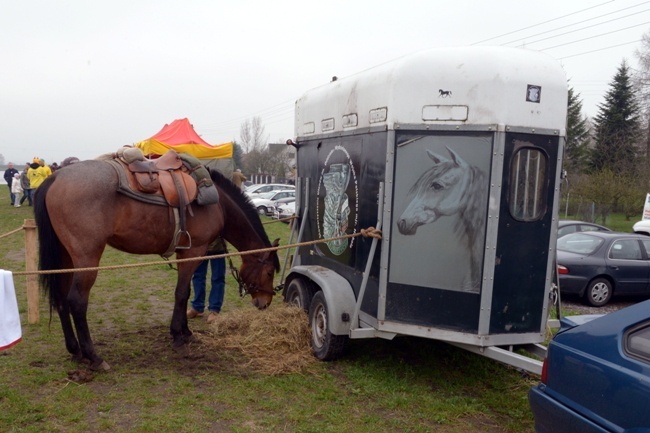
[172,343,190,357]
[184,334,198,344]
[71,352,86,364]
[89,360,111,371]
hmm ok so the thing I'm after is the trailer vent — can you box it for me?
[342,113,358,128]
[322,118,335,132]
[369,107,387,123]
[422,105,468,121]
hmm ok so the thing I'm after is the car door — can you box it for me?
[607,239,650,294]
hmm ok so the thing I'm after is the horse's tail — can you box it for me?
[33,175,64,310]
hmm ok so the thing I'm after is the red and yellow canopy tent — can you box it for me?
[135,118,234,176]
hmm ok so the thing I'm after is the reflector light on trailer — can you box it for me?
[558,265,569,274]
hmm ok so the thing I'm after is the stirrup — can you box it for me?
[174,230,192,250]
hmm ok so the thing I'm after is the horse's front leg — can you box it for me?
[170,263,196,349]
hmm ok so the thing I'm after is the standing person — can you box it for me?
[187,237,227,324]
[3,163,18,205]
[10,174,22,208]
[19,163,32,206]
[39,159,52,177]
[231,169,247,190]
[28,158,45,191]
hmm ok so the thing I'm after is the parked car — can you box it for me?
[557,231,650,306]
[250,190,295,215]
[633,219,650,235]
[244,183,294,197]
[273,200,295,222]
[529,299,650,433]
[557,220,611,238]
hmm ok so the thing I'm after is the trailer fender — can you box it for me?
[288,265,356,335]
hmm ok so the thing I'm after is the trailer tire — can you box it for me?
[309,291,347,361]
[284,278,313,312]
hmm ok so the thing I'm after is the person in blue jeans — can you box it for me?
[187,237,227,324]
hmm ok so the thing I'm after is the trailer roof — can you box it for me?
[295,46,567,138]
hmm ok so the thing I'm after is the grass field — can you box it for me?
[0,192,550,433]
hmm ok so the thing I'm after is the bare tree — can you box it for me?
[239,117,268,154]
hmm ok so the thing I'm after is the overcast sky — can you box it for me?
[2,0,649,165]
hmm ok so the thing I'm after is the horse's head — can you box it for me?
[397,146,471,235]
[239,238,281,309]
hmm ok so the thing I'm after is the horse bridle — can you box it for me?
[227,256,281,298]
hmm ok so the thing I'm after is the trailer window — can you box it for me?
[509,147,547,221]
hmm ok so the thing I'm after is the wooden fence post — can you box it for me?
[24,219,38,324]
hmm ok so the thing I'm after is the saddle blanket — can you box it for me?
[0,270,21,351]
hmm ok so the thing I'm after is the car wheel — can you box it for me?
[284,278,313,312]
[257,206,267,215]
[584,278,613,307]
[308,291,347,361]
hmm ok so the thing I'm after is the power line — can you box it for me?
[502,1,650,45]
[473,1,615,44]
[539,23,649,50]
[557,39,642,59]
[506,8,650,46]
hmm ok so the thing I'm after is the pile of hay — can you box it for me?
[203,303,316,375]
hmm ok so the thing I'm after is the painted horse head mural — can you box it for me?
[397,146,487,292]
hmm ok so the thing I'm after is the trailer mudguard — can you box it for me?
[289,265,357,335]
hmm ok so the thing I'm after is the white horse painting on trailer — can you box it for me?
[397,146,487,292]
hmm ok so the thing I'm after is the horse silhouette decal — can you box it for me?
[397,146,487,292]
[438,89,452,98]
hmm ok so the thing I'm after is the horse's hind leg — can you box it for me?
[68,270,110,371]
[55,271,84,362]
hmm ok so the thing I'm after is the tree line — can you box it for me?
[549,35,650,224]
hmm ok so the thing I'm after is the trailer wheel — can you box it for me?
[308,291,347,361]
[284,278,312,312]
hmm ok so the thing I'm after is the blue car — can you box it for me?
[529,300,650,432]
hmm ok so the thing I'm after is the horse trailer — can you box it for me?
[282,46,567,375]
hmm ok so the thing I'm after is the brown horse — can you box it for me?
[34,160,280,370]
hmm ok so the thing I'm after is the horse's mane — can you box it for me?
[208,169,280,270]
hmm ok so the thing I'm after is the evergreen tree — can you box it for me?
[565,86,590,173]
[232,141,244,170]
[591,60,642,173]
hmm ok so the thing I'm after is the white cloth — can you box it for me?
[0,270,21,351]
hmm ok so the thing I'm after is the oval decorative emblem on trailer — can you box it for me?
[316,145,359,256]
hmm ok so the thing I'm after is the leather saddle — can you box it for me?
[109,149,199,256]
[125,150,198,207]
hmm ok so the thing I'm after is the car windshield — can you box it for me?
[557,233,604,255]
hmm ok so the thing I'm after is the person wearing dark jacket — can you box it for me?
[3,163,19,205]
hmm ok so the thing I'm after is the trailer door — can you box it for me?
[490,132,559,334]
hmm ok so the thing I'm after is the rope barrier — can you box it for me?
[0,225,25,240]
[262,215,297,225]
[10,226,383,276]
